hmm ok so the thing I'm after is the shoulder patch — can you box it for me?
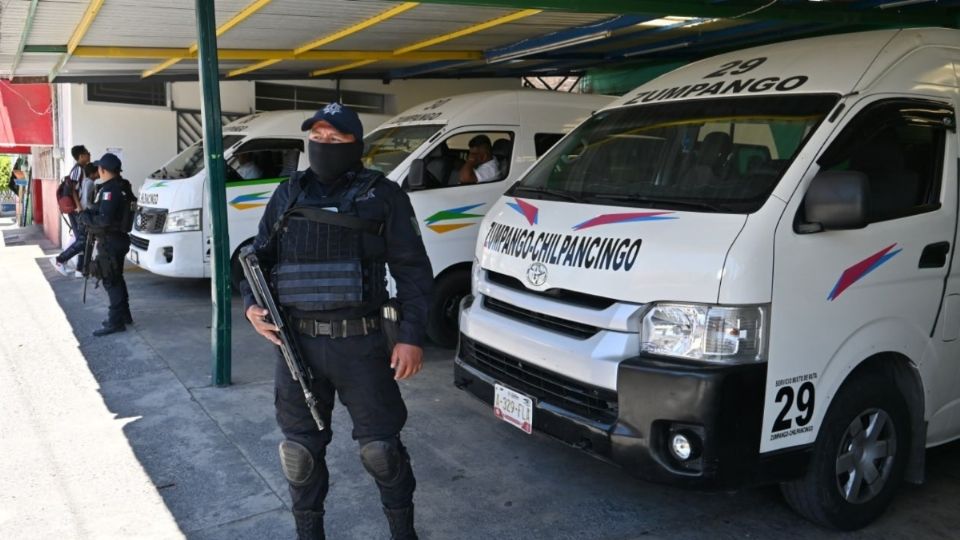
[102,191,112,201]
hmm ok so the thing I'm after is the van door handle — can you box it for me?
[919,242,950,268]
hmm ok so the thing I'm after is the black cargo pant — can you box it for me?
[98,236,130,326]
[275,330,415,512]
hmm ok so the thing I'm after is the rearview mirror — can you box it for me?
[407,159,426,191]
[799,170,869,233]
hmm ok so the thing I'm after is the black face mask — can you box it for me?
[308,140,363,184]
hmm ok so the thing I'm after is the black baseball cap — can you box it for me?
[93,152,122,173]
[300,102,364,140]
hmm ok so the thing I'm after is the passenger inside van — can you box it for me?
[459,135,500,184]
[235,152,263,179]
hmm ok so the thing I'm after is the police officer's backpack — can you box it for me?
[118,178,138,233]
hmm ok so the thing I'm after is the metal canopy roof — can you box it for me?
[1,0,958,83]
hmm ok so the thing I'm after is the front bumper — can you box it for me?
[127,230,204,278]
[455,335,810,490]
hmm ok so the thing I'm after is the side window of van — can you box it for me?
[817,99,952,223]
[535,133,564,157]
[420,131,514,189]
[226,138,304,182]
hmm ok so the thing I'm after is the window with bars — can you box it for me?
[87,82,167,107]
[255,82,386,114]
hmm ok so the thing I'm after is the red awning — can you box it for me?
[0,81,53,147]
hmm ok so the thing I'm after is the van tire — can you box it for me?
[780,370,910,531]
[427,269,470,349]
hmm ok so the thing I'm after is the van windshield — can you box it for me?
[363,124,443,177]
[149,135,244,180]
[514,95,838,213]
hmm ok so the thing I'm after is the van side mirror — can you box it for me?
[799,170,869,233]
[407,159,426,191]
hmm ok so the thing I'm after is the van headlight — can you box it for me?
[640,303,768,364]
[163,209,201,232]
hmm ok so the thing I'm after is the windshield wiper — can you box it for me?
[582,193,726,212]
[511,185,582,202]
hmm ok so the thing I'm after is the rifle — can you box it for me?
[238,245,325,431]
[81,229,96,303]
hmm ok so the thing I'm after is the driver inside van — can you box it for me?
[235,152,263,179]
[459,134,499,184]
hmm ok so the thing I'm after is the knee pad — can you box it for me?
[279,440,315,486]
[360,438,407,484]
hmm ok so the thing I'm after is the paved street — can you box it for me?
[2,217,959,540]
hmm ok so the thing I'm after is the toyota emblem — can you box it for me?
[135,214,145,230]
[526,263,547,287]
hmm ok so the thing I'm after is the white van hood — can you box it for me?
[138,176,203,212]
[478,197,746,304]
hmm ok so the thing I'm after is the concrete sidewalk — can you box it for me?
[3,218,959,540]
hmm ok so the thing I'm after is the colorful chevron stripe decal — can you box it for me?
[506,198,538,225]
[572,211,676,231]
[149,181,168,189]
[229,191,272,211]
[828,244,902,301]
[424,203,485,234]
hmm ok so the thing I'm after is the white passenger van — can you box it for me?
[131,92,612,347]
[128,110,389,283]
[456,29,960,529]
[350,90,613,346]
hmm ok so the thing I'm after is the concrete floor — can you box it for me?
[2,218,959,540]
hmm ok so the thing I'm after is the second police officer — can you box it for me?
[241,103,433,540]
[80,152,135,337]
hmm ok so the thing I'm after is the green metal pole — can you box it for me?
[195,0,232,386]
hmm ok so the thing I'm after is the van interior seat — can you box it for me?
[850,135,920,219]
[686,131,733,186]
[492,138,513,180]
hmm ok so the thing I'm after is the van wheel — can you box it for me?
[780,371,909,531]
[427,269,470,349]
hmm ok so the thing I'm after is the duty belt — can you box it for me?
[294,316,380,338]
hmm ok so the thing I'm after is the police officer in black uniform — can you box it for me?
[80,152,133,337]
[241,103,433,540]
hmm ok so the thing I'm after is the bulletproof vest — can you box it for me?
[272,172,385,315]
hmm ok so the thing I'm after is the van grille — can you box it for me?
[134,207,167,234]
[129,234,149,251]
[486,270,615,310]
[459,335,618,424]
[483,296,598,339]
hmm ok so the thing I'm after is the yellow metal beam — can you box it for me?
[310,60,378,77]
[293,2,419,56]
[67,0,105,54]
[228,59,281,78]
[310,8,541,78]
[75,46,482,61]
[393,8,541,55]
[50,0,105,81]
[142,0,273,78]
[229,2,419,78]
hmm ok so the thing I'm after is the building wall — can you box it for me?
[57,77,520,199]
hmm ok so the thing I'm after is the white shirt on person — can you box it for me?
[79,176,96,210]
[474,158,500,183]
[236,161,263,180]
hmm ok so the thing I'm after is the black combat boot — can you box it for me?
[293,510,325,540]
[383,505,417,540]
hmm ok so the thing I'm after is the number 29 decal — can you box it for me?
[770,373,818,441]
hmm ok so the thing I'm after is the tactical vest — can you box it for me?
[271,171,386,316]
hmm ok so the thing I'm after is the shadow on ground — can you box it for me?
[13,223,960,540]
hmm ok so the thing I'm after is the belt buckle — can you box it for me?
[312,320,322,338]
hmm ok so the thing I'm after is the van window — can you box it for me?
[419,131,514,189]
[535,133,564,157]
[514,95,837,213]
[817,99,952,223]
[363,124,443,177]
[226,138,304,182]
[149,135,243,180]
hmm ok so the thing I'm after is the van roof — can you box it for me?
[223,110,390,137]
[612,28,960,109]
[376,89,614,130]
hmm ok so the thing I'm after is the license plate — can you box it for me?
[494,383,533,434]
[128,250,139,264]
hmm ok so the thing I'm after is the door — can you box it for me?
[765,97,956,453]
